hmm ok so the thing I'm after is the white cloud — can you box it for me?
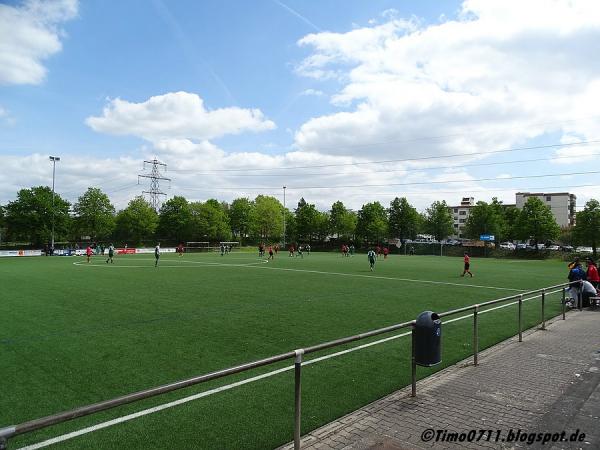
[0,0,78,85]
[0,153,141,208]
[0,105,15,126]
[300,89,324,97]
[293,0,600,164]
[86,91,276,142]
[550,134,600,164]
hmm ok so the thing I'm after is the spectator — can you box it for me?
[580,280,598,308]
[585,258,600,289]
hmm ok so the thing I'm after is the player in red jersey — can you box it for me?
[383,247,389,259]
[268,245,274,260]
[177,243,184,257]
[461,252,473,277]
[85,245,93,263]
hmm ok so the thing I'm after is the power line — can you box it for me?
[334,184,600,197]
[172,169,600,191]
[166,152,600,178]
[168,139,600,173]
[294,114,600,151]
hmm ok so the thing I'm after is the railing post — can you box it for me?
[518,294,523,342]
[473,306,479,366]
[562,287,566,320]
[541,289,546,330]
[411,326,417,397]
[294,349,304,450]
[0,426,15,450]
[578,281,583,311]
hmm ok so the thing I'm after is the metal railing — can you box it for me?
[0,281,583,450]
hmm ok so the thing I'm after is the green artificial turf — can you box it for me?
[0,252,568,449]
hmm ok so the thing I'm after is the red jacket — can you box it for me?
[587,264,600,282]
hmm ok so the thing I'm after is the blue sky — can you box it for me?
[1,0,600,211]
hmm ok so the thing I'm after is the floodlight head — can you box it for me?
[49,156,60,162]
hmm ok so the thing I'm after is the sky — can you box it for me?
[2,0,600,213]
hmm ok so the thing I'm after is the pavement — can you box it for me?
[280,309,600,450]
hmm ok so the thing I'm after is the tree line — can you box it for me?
[1,186,599,255]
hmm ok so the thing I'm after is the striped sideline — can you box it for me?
[16,290,558,450]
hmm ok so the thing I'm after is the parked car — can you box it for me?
[499,242,515,250]
[546,245,560,251]
[536,243,546,250]
[561,245,574,252]
[576,246,593,253]
[516,243,527,249]
[443,239,461,246]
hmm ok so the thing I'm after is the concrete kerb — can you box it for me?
[279,311,577,449]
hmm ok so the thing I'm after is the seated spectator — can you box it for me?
[580,280,599,308]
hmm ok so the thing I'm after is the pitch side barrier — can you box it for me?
[0,281,583,450]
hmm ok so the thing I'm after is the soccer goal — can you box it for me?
[185,242,210,253]
[185,241,240,253]
[219,241,240,253]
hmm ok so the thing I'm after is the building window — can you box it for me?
[453,208,458,213]
[459,211,466,215]
[546,195,551,201]
[459,219,466,223]
[454,224,458,228]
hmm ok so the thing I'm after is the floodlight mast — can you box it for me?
[49,156,60,253]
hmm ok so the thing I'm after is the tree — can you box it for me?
[502,206,521,242]
[314,211,331,243]
[72,188,116,241]
[355,202,388,244]
[574,199,600,257]
[388,197,420,243]
[0,204,6,245]
[157,196,193,243]
[250,195,283,242]
[295,198,320,243]
[4,186,71,246]
[114,196,158,245]
[190,199,231,242]
[516,197,560,247]
[229,198,254,241]
[330,201,357,240]
[464,200,506,246]
[283,208,296,244]
[423,200,454,241]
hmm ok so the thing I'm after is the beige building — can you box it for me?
[449,197,474,239]
[515,192,576,228]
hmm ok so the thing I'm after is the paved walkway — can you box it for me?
[281,310,600,450]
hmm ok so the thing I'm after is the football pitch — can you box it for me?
[1,252,567,449]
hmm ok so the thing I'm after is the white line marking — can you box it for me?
[248,266,524,291]
[16,288,564,449]
[74,257,521,291]
[72,259,269,268]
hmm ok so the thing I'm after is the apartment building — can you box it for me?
[515,192,576,228]
[449,197,474,239]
